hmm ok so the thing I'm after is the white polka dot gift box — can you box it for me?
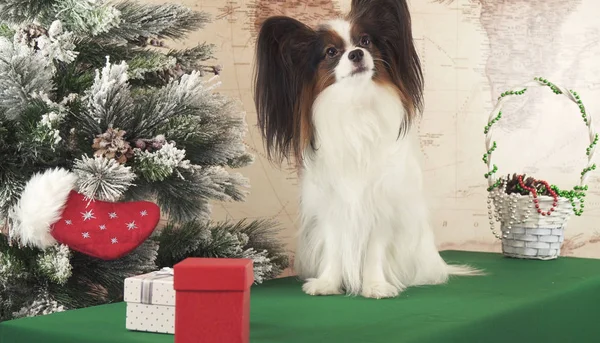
[124,267,175,334]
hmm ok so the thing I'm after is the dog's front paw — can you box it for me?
[302,278,343,296]
[361,282,400,299]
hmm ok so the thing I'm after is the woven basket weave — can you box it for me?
[489,191,571,260]
[484,77,596,260]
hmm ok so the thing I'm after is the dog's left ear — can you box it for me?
[349,0,424,116]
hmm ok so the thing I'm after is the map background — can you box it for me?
[146,0,600,273]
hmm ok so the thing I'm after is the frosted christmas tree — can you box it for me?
[0,0,288,321]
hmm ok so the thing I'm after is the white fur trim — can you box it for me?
[10,168,77,248]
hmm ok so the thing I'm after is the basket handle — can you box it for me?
[484,77,598,191]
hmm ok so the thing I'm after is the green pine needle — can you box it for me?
[154,219,290,280]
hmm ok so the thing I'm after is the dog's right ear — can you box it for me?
[253,16,319,165]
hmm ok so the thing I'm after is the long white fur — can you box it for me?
[9,168,77,248]
[295,20,481,299]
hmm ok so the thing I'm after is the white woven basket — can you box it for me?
[484,77,597,260]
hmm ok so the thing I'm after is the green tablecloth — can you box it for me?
[2,250,600,343]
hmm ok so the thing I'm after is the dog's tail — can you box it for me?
[446,264,485,276]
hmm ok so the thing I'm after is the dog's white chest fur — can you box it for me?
[308,81,416,198]
[295,80,473,298]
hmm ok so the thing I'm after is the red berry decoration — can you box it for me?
[517,175,558,216]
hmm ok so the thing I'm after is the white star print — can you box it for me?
[108,212,117,219]
[65,220,72,225]
[126,221,137,230]
[82,232,90,239]
[111,237,118,244]
[140,210,148,217]
[81,210,95,221]
[99,224,106,230]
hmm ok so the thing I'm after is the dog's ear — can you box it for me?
[253,16,320,165]
[349,0,423,116]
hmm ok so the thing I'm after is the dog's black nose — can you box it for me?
[348,49,364,63]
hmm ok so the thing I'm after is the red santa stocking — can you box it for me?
[9,168,160,260]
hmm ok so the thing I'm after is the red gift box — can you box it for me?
[173,258,254,343]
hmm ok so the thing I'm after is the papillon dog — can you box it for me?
[253,0,481,299]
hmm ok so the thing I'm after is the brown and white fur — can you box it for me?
[253,0,481,299]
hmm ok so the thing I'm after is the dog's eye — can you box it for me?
[360,35,371,46]
[326,47,338,58]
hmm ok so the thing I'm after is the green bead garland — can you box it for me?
[482,141,497,164]
[484,77,595,217]
[484,111,502,134]
[587,134,598,156]
[550,185,587,216]
[497,88,527,100]
[581,163,596,176]
[484,164,498,179]
[482,87,528,181]
[486,179,502,192]
[534,77,562,94]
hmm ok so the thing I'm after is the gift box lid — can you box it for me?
[173,258,254,291]
[123,268,175,306]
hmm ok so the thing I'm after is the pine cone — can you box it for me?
[133,134,169,153]
[15,24,48,49]
[149,38,165,47]
[133,36,166,48]
[134,139,146,150]
[504,173,553,196]
[504,173,535,195]
[134,36,149,47]
[67,128,78,151]
[152,134,166,150]
[92,128,134,164]
[504,173,519,194]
